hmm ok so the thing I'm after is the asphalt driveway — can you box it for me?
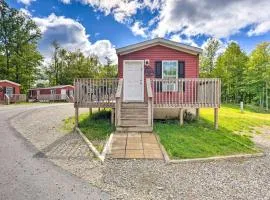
[0,104,109,200]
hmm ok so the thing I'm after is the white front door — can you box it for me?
[61,89,66,100]
[123,60,144,102]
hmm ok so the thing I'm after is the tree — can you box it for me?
[213,42,248,103]
[245,42,270,104]
[200,38,221,77]
[0,1,43,92]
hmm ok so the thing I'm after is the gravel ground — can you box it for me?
[12,104,270,200]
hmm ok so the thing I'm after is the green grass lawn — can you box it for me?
[155,104,270,159]
[63,110,115,152]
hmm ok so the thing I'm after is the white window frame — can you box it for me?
[162,60,178,79]
[162,60,178,91]
[6,87,13,97]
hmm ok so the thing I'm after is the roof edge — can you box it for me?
[116,38,202,55]
[0,80,21,86]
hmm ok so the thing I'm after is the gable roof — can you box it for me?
[116,38,203,56]
[0,80,21,86]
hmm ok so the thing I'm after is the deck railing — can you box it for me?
[37,94,68,101]
[74,78,220,108]
[151,78,221,108]
[74,78,118,107]
[4,94,27,104]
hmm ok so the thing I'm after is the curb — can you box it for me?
[168,152,265,164]
[75,127,113,162]
[155,134,170,163]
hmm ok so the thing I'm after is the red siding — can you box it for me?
[28,86,74,99]
[0,81,20,100]
[118,45,199,79]
[117,45,199,101]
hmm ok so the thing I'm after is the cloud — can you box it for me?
[19,8,32,16]
[61,0,162,23]
[130,22,147,37]
[170,34,198,47]
[33,13,117,64]
[248,21,270,36]
[151,0,270,38]
[60,0,71,4]
[17,0,35,6]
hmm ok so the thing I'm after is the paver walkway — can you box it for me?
[108,132,164,159]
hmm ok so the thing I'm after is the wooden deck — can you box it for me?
[74,78,221,130]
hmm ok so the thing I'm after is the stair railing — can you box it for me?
[115,79,123,126]
[146,78,153,127]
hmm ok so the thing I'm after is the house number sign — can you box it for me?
[144,65,154,77]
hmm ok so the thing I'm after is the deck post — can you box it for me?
[179,108,184,126]
[89,107,92,116]
[75,106,79,128]
[214,108,218,130]
[98,107,100,112]
[196,108,200,120]
[111,108,115,125]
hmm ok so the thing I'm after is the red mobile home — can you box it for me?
[74,38,221,132]
[0,80,26,104]
[28,85,74,102]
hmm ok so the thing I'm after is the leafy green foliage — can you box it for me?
[154,105,267,159]
[46,43,117,86]
[0,1,43,92]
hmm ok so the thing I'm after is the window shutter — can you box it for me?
[155,61,162,78]
[178,61,185,92]
[178,61,185,78]
[155,61,162,92]
[3,87,6,94]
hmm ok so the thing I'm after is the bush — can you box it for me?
[183,110,196,123]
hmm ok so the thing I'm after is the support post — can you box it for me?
[196,108,200,120]
[75,106,79,128]
[240,101,244,113]
[179,108,184,126]
[89,107,92,116]
[111,108,115,125]
[98,107,100,112]
[214,108,218,130]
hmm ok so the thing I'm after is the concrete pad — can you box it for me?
[143,143,161,150]
[126,142,143,150]
[108,132,164,160]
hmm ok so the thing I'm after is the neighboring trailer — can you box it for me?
[28,85,74,102]
[0,80,26,104]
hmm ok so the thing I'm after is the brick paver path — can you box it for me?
[108,132,164,159]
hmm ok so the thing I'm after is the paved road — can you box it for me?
[0,105,109,200]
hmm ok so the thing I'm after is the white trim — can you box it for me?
[161,60,178,79]
[0,80,21,86]
[123,60,144,102]
[116,38,202,55]
[162,60,178,92]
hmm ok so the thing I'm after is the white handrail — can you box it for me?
[4,94,10,105]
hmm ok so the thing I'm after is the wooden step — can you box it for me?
[116,126,153,132]
[120,115,148,119]
[121,103,148,108]
[120,119,148,126]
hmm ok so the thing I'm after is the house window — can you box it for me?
[162,60,178,91]
[6,87,13,97]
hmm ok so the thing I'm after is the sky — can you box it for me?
[7,0,270,64]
